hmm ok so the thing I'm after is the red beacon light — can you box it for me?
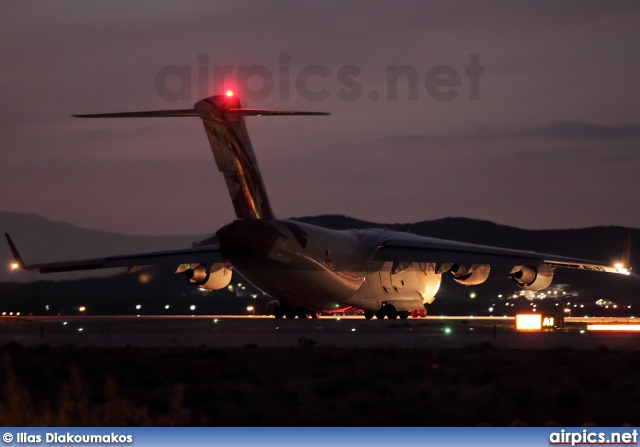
[225,90,234,97]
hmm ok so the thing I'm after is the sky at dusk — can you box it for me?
[2,1,640,236]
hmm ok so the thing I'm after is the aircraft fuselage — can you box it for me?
[216,219,442,313]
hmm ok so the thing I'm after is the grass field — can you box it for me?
[0,342,639,426]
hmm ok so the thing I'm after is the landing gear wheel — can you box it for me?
[364,311,374,320]
[386,306,398,320]
[274,306,284,319]
[285,311,297,319]
[398,311,409,319]
[375,309,386,319]
[296,308,309,319]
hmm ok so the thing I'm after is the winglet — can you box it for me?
[621,232,631,271]
[4,233,29,270]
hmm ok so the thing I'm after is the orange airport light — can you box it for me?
[516,314,542,331]
[587,324,640,332]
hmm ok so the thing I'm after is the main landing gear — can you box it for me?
[273,304,318,319]
[367,304,413,320]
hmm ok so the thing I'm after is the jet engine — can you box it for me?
[511,265,554,291]
[185,263,233,290]
[449,264,490,286]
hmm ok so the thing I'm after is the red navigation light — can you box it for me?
[225,90,234,97]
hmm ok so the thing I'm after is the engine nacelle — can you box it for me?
[185,263,233,290]
[511,265,554,291]
[449,264,490,286]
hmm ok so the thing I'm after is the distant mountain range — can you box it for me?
[1,212,638,316]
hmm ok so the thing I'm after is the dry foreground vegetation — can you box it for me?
[0,343,639,426]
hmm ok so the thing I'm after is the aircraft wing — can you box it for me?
[4,233,223,274]
[373,232,630,275]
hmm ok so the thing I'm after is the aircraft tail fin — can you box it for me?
[73,95,329,220]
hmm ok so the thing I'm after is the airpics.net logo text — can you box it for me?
[154,52,484,103]
[549,429,638,446]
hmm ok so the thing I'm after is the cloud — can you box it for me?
[2,1,640,233]
[529,122,640,141]
[378,122,640,146]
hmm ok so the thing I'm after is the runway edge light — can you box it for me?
[587,324,640,332]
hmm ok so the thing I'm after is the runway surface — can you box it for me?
[1,315,640,349]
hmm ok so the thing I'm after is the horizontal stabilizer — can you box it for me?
[228,108,330,116]
[73,108,329,119]
[73,109,198,118]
